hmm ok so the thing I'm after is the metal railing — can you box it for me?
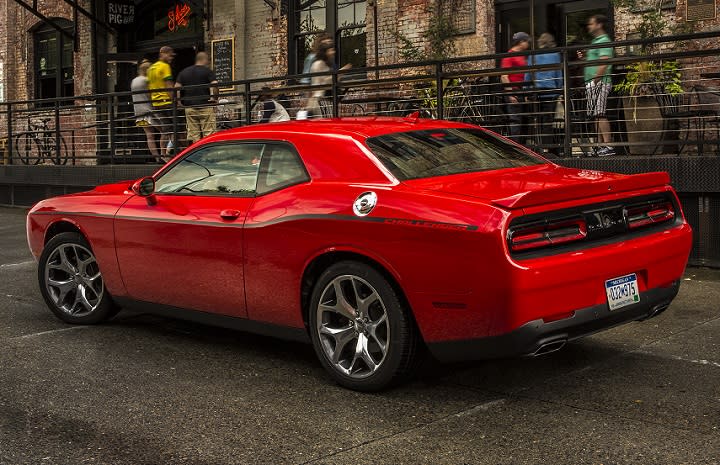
[2,31,720,165]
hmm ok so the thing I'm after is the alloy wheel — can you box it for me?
[44,243,104,317]
[316,275,390,379]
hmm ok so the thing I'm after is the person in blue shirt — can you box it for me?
[526,33,564,155]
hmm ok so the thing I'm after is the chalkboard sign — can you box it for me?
[211,38,235,91]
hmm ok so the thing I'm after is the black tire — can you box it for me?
[38,232,119,325]
[308,261,421,391]
[49,136,69,165]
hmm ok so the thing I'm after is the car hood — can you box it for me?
[47,181,135,199]
[402,165,671,209]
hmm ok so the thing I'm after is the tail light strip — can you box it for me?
[508,198,677,254]
[510,219,587,252]
[626,201,675,230]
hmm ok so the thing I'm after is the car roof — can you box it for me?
[202,117,473,143]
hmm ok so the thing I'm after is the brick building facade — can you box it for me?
[0,0,718,103]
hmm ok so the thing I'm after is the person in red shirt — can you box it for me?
[501,32,531,143]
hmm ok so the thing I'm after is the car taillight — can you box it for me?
[509,219,587,252]
[625,201,675,230]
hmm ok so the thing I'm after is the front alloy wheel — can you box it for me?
[38,232,118,324]
[309,261,420,391]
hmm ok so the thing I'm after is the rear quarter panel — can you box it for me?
[244,181,509,342]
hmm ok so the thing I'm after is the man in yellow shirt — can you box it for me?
[147,46,175,157]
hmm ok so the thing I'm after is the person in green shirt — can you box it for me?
[580,14,614,156]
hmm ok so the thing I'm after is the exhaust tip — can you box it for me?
[532,339,567,356]
[638,303,670,321]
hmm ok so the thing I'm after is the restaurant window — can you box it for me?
[34,19,74,101]
[290,0,367,75]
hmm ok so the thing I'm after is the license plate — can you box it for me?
[605,273,640,311]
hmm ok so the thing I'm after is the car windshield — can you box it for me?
[365,128,544,180]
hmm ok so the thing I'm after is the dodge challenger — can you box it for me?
[27,118,692,391]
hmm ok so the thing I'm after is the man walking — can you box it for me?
[582,14,614,156]
[147,46,176,157]
[501,32,531,143]
[175,51,218,144]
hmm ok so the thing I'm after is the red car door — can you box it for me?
[114,142,265,317]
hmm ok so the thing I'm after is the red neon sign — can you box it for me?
[168,3,191,32]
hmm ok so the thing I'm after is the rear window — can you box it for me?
[366,128,544,180]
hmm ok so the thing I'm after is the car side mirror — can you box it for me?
[131,176,157,205]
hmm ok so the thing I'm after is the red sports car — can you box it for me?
[27,118,692,391]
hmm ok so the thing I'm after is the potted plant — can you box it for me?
[612,0,690,154]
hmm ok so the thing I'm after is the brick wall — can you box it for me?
[0,0,94,102]
[243,0,287,79]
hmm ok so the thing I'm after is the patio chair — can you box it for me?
[651,84,704,155]
[693,85,720,155]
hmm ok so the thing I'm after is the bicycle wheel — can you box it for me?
[48,135,69,165]
[14,133,42,165]
[457,105,483,126]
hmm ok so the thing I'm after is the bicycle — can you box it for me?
[14,116,68,165]
[443,78,485,125]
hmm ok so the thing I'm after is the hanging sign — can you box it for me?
[168,3,192,32]
[107,1,135,26]
[687,0,717,21]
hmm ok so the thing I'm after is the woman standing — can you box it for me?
[306,42,351,118]
[130,59,161,162]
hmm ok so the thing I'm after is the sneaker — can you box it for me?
[597,146,615,157]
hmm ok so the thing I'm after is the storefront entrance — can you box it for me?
[496,0,611,51]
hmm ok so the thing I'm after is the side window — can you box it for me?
[154,144,264,196]
[257,144,310,195]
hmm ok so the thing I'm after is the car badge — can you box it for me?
[353,192,377,216]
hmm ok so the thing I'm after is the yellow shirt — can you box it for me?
[147,60,173,107]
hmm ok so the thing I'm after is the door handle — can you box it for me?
[220,209,241,220]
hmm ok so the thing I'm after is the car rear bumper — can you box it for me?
[426,280,680,363]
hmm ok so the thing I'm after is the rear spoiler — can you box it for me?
[491,172,671,209]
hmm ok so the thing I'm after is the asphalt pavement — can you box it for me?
[0,206,718,465]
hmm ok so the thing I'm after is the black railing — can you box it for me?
[2,31,720,165]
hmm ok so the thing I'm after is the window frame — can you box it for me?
[153,142,265,198]
[153,140,310,198]
[33,19,74,102]
[288,0,368,76]
[256,142,311,195]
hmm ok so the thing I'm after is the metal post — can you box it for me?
[436,62,444,119]
[562,49,571,157]
[6,105,12,165]
[109,95,116,163]
[372,0,379,80]
[332,72,339,117]
[245,82,252,126]
[172,90,178,152]
[54,101,61,164]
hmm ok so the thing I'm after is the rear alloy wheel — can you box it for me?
[309,261,420,391]
[38,232,118,324]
